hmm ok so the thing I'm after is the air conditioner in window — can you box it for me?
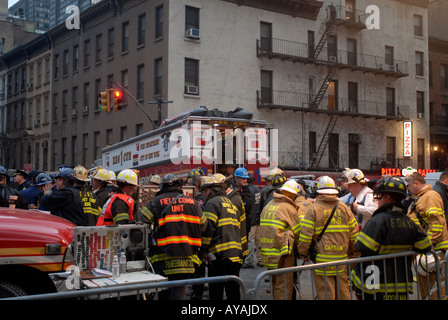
[388,64,396,72]
[27,82,33,89]
[185,28,200,39]
[417,112,425,119]
[33,119,40,127]
[329,56,337,63]
[349,134,361,144]
[185,85,199,95]
[71,109,77,116]
[83,105,89,113]
[42,141,48,148]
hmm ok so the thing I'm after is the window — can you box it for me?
[73,45,79,72]
[308,30,315,58]
[54,54,59,79]
[348,134,359,168]
[71,136,77,166]
[107,28,114,58]
[386,137,396,167]
[63,50,69,76]
[417,91,425,115]
[328,133,339,169]
[185,58,199,94]
[185,6,199,30]
[260,22,272,52]
[347,38,357,65]
[52,139,57,170]
[61,138,67,165]
[122,21,129,52]
[44,95,49,123]
[120,126,127,141]
[414,14,423,36]
[415,51,424,76]
[95,34,102,63]
[136,123,143,136]
[84,39,90,68]
[348,82,358,112]
[45,56,50,83]
[386,87,395,116]
[138,14,146,46]
[429,61,433,87]
[83,82,90,109]
[260,70,272,104]
[62,90,68,119]
[137,64,145,100]
[417,138,425,168]
[82,133,88,166]
[106,129,113,146]
[72,86,78,112]
[52,93,58,121]
[121,69,128,104]
[441,64,448,89]
[385,46,394,66]
[94,78,101,111]
[94,131,101,161]
[327,36,338,61]
[155,5,163,39]
[154,58,162,95]
[309,131,316,163]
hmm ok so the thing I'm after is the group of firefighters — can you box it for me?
[0,162,447,301]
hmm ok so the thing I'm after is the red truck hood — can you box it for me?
[0,208,75,248]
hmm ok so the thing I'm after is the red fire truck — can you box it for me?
[0,208,75,297]
[101,106,273,186]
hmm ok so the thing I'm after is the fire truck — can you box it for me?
[101,106,274,186]
[0,207,76,297]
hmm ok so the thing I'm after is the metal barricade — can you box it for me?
[1,275,247,301]
[249,250,445,300]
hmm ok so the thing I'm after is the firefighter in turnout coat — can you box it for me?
[259,179,302,300]
[139,174,207,300]
[405,172,448,300]
[298,176,359,300]
[351,176,432,300]
[200,174,247,300]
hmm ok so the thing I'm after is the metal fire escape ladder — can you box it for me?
[310,66,337,109]
[309,114,338,169]
[313,15,337,60]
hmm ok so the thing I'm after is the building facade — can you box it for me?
[0,0,433,175]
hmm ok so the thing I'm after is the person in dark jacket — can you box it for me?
[20,170,43,208]
[432,171,448,224]
[13,169,31,191]
[0,166,29,209]
[41,168,86,226]
[351,176,432,300]
[200,173,247,300]
[139,174,207,300]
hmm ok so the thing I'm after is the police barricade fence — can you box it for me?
[1,275,246,301]
[248,250,446,300]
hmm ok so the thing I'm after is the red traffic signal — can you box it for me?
[112,90,123,111]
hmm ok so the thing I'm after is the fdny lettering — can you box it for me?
[324,209,342,224]
[390,218,413,229]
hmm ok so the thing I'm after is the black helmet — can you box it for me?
[374,176,407,200]
[161,174,182,189]
[271,174,287,188]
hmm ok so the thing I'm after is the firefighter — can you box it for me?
[298,176,359,300]
[200,173,247,300]
[73,165,102,226]
[351,176,432,300]
[0,166,29,209]
[107,170,120,194]
[41,168,86,226]
[96,169,138,226]
[149,174,162,186]
[259,179,302,300]
[138,174,207,300]
[339,168,378,229]
[405,172,448,300]
[90,167,111,209]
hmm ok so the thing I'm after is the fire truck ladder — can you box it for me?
[309,114,338,170]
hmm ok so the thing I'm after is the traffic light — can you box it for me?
[112,90,123,112]
[98,91,110,112]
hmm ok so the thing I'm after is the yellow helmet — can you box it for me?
[149,174,162,185]
[73,165,90,182]
[91,167,111,182]
[116,169,139,186]
[199,173,227,190]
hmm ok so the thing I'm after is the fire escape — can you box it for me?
[309,7,339,169]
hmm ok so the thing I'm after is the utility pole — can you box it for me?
[148,97,173,127]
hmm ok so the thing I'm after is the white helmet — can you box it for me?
[315,176,339,195]
[116,169,139,186]
[416,253,437,276]
[73,165,90,182]
[91,167,111,182]
[268,167,284,180]
[109,170,117,181]
[279,180,302,195]
[149,174,162,185]
[345,169,368,184]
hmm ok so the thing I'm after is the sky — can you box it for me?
[8,0,19,8]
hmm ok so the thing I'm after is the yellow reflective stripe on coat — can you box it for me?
[140,206,154,223]
[209,241,242,254]
[434,240,448,250]
[377,244,413,255]
[301,218,315,230]
[217,217,240,228]
[351,270,414,294]
[204,211,218,223]
[414,236,432,251]
[356,232,380,252]
[260,218,288,230]
[113,212,130,223]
